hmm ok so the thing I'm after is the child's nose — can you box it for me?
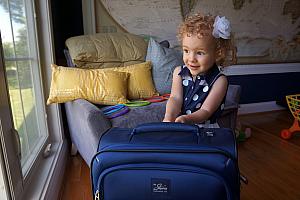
[189,53,197,62]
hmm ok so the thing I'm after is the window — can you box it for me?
[0,0,66,199]
[0,0,48,176]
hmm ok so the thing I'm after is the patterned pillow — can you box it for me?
[146,38,184,94]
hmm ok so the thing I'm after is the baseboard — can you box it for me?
[238,101,286,115]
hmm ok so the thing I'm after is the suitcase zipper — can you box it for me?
[95,164,232,200]
[94,190,99,200]
[94,147,235,161]
[91,148,239,198]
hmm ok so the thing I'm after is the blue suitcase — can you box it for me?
[91,122,240,200]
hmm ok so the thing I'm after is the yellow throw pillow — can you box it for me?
[47,64,129,105]
[102,61,159,99]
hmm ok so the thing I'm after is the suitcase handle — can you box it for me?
[130,122,200,141]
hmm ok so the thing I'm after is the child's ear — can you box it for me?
[215,47,225,64]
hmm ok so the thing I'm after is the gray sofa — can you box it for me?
[63,33,241,166]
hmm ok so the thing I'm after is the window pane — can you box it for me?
[5,59,43,170]
[0,0,48,176]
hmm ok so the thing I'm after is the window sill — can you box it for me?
[22,140,68,200]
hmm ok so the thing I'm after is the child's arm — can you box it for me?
[163,66,183,122]
[175,75,228,124]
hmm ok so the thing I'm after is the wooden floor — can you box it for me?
[59,109,300,200]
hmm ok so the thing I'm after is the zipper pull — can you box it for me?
[95,190,100,200]
[240,173,248,184]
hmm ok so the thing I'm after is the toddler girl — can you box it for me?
[163,13,236,127]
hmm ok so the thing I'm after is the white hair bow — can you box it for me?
[212,16,231,39]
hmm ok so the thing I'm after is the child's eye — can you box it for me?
[197,51,205,55]
[183,49,189,53]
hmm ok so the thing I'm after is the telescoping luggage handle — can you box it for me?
[129,122,200,141]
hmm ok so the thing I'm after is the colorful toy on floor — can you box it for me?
[235,119,251,142]
[236,128,251,142]
[280,94,300,139]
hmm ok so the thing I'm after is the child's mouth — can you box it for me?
[189,65,199,69]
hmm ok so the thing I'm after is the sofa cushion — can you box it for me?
[47,64,129,105]
[146,38,184,95]
[65,33,147,68]
[106,101,167,128]
[102,61,158,99]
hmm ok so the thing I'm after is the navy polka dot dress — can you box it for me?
[178,64,227,125]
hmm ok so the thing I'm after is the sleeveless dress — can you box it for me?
[178,64,227,128]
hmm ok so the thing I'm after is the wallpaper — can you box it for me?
[95,0,300,64]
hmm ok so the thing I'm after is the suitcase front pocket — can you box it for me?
[95,164,231,200]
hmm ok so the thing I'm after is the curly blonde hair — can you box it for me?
[177,13,237,67]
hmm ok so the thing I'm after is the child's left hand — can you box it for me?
[175,115,187,123]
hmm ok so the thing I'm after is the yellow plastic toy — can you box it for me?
[280,94,300,139]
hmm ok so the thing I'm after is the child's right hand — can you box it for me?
[163,118,173,122]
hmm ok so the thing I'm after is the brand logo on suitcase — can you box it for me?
[151,178,170,194]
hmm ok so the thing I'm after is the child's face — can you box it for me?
[182,34,217,76]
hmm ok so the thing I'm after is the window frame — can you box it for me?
[0,0,68,199]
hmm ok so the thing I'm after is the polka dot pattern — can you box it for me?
[192,94,199,101]
[183,80,189,86]
[186,110,192,115]
[199,80,206,85]
[221,103,225,110]
[178,64,226,124]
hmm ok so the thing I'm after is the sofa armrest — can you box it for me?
[218,106,239,130]
[64,99,111,165]
[226,85,241,107]
[218,84,241,130]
